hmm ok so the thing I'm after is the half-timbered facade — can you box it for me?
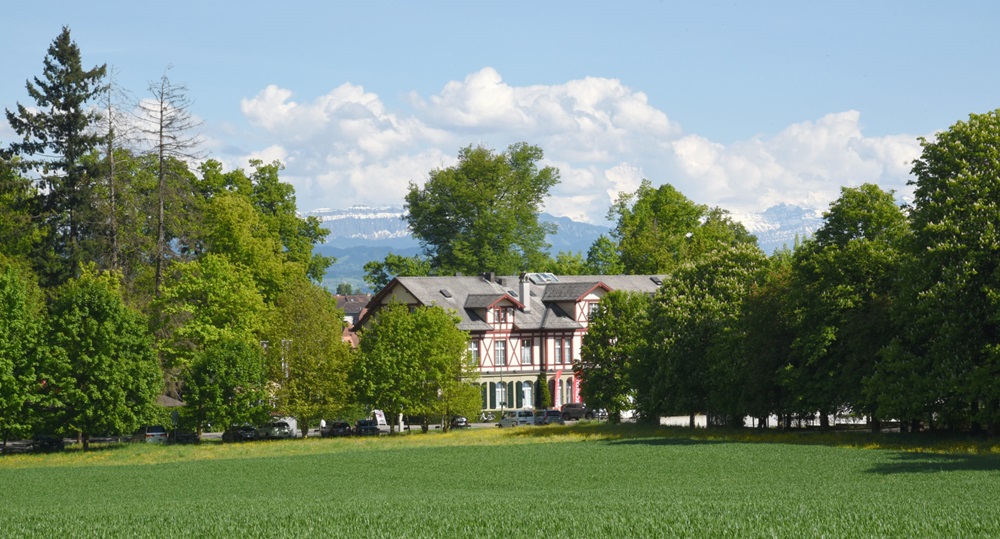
[354,272,664,412]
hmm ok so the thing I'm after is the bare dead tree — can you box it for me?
[136,67,204,296]
[97,67,138,273]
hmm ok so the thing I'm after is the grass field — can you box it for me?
[2,424,1000,538]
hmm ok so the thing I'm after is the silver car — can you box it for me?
[497,409,534,428]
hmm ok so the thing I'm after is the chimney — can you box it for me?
[519,272,531,313]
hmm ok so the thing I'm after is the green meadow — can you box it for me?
[2,425,999,538]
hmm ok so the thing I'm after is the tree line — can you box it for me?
[0,28,479,450]
[577,110,1000,435]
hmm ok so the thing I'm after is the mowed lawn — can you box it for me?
[2,426,1000,538]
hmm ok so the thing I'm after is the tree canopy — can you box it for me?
[606,180,757,274]
[405,143,559,276]
[41,267,162,449]
[577,290,649,423]
[5,27,108,287]
[352,304,476,430]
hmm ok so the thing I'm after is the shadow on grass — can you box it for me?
[866,451,1000,475]
[504,422,724,447]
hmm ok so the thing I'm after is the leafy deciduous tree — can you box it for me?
[577,290,649,423]
[352,304,474,432]
[263,279,353,437]
[405,143,559,276]
[41,267,162,450]
[874,110,1000,431]
[182,338,271,434]
[0,257,45,449]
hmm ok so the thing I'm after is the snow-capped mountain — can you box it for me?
[307,206,610,253]
[731,203,825,254]
[307,204,825,290]
[309,206,411,243]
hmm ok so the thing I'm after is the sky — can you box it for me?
[3,1,999,225]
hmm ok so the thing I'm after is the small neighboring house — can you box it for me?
[335,294,371,347]
[353,272,664,412]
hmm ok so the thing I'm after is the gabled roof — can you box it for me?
[464,293,525,310]
[542,281,611,302]
[355,273,666,333]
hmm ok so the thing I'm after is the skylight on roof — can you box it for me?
[440,289,453,298]
[527,272,560,284]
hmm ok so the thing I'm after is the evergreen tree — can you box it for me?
[5,27,107,287]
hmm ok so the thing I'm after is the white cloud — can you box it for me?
[223,69,923,224]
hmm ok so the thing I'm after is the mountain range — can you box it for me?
[309,204,824,291]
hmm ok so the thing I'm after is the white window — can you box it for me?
[522,381,533,408]
[468,341,480,365]
[495,340,507,366]
[554,337,571,365]
[588,302,600,320]
[496,307,513,323]
[521,338,533,366]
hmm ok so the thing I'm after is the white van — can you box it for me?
[497,409,534,428]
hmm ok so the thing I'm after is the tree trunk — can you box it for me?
[688,412,696,429]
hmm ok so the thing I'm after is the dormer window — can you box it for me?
[496,306,513,323]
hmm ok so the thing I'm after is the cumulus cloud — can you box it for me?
[666,111,922,214]
[222,68,923,224]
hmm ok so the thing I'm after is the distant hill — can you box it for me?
[309,204,824,291]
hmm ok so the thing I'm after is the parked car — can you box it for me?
[168,428,199,444]
[222,425,259,443]
[451,416,471,429]
[130,425,169,443]
[561,403,595,421]
[32,434,65,453]
[321,421,353,437]
[258,421,294,440]
[355,419,381,436]
[533,409,565,426]
[498,409,534,428]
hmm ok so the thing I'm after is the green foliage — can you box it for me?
[405,142,559,276]
[41,267,162,449]
[4,27,108,288]
[352,304,472,430]
[153,254,268,371]
[247,160,333,283]
[0,257,45,443]
[196,159,332,294]
[585,234,624,274]
[363,253,432,293]
[577,290,649,422]
[874,110,1000,430]
[0,160,43,260]
[535,370,552,409]
[262,279,353,436]
[735,258,797,423]
[607,180,757,274]
[635,243,768,423]
[785,184,907,424]
[182,338,271,432]
[335,282,359,295]
[539,251,589,275]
